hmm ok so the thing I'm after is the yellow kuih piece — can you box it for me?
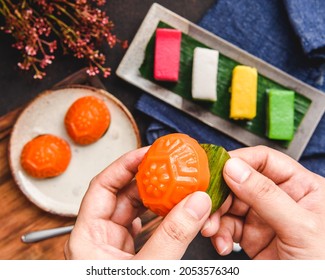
[230,65,258,120]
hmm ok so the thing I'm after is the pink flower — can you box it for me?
[23,9,33,20]
[40,55,54,68]
[86,66,100,76]
[76,0,87,5]
[33,71,45,79]
[18,61,31,70]
[48,41,57,53]
[25,45,37,56]
[107,34,117,48]
[96,0,106,6]
[12,42,24,50]
[121,40,129,49]
[102,67,111,78]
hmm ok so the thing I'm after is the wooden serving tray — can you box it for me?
[0,69,161,259]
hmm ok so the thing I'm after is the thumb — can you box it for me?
[135,191,211,259]
[223,158,303,234]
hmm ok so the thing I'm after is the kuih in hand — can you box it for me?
[136,133,230,216]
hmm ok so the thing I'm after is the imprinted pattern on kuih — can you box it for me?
[139,21,311,147]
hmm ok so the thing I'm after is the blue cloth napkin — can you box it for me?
[284,0,325,59]
[135,0,325,176]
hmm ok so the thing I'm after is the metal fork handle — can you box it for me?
[21,225,74,243]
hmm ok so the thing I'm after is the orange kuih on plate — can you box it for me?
[20,134,71,179]
[10,86,140,216]
[65,95,111,145]
[136,133,230,216]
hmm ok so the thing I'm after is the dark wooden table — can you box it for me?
[0,0,248,260]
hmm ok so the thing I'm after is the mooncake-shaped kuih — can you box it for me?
[65,96,110,145]
[136,133,210,216]
[20,134,71,179]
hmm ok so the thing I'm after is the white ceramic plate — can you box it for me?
[116,3,325,160]
[9,86,141,216]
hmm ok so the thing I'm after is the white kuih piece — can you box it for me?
[192,47,219,102]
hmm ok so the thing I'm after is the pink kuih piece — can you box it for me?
[154,28,182,81]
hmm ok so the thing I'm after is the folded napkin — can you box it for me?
[136,0,325,176]
[284,0,325,59]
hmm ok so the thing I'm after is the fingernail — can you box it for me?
[225,158,251,184]
[216,237,229,255]
[184,192,211,220]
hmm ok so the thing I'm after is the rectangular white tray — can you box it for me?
[117,3,325,160]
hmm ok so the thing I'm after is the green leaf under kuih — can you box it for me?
[139,22,311,148]
[200,144,230,213]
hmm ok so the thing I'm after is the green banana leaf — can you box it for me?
[139,22,311,147]
[201,144,230,213]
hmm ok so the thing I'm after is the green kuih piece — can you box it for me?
[267,89,295,140]
[200,144,230,213]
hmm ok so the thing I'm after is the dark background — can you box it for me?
[0,0,219,144]
[0,0,248,259]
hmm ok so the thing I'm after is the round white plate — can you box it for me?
[9,86,141,216]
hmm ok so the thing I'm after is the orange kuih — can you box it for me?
[65,96,110,145]
[21,134,71,179]
[136,133,210,216]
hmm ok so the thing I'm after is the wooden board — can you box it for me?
[0,106,75,259]
[0,69,161,259]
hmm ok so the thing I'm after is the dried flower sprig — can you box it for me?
[0,0,127,79]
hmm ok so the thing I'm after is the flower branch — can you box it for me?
[0,0,127,79]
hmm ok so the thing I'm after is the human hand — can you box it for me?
[202,146,325,259]
[64,147,211,260]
